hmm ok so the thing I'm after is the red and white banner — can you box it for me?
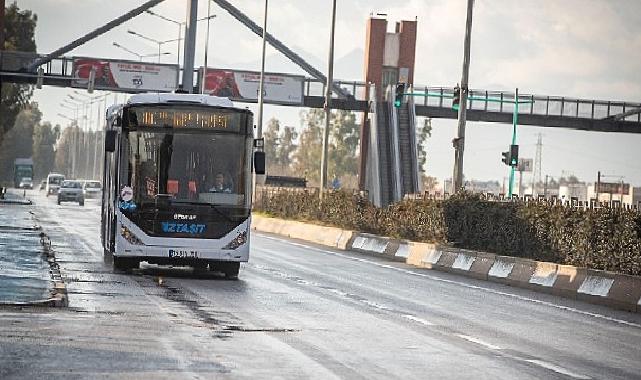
[199,68,304,105]
[72,58,178,92]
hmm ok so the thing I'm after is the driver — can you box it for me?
[209,172,232,193]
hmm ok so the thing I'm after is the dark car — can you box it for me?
[57,180,85,206]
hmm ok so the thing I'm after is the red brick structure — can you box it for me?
[359,17,418,190]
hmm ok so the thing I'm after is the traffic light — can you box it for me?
[501,145,519,167]
[509,144,519,166]
[394,83,405,108]
[501,150,510,166]
[452,85,461,110]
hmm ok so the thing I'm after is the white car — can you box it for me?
[82,180,102,198]
[57,180,84,206]
[46,173,65,196]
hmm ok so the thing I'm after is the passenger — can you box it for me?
[209,172,232,193]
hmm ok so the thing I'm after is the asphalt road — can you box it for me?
[1,189,640,379]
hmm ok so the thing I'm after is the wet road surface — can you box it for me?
[1,189,640,379]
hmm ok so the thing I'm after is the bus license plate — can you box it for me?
[168,249,199,259]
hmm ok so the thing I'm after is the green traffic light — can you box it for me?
[394,100,401,108]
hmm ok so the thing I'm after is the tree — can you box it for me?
[277,125,298,173]
[0,3,38,146]
[293,109,324,184]
[417,117,435,191]
[329,109,359,180]
[55,126,76,176]
[263,118,280,173]
[0,103,40,182]
[32,122,58,180]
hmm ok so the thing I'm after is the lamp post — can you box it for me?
[257,0,268,140]
[145,10,216,67]
[201,2,216,94]
[127,30,181,63]
[319,0,337,199]
[113,41,170,62]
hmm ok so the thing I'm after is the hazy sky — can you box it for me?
[14,0,641,186]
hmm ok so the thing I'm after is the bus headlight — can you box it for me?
[222,231,247,250]
[121,225,143,245]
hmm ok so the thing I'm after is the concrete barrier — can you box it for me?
[527,261,559,293]
[252,215,641,313]
[551,265,587,299]
[468,252,496,281]
[607,274,641,312]
[448,250,476,276]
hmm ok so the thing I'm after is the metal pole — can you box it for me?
[201,1,213,94]
[508,88,519,197]
[320,0,337,198]
[256,0,268,138]
[452,0,474,192]
[182,0,198,93]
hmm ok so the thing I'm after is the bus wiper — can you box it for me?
[170,200,234,222]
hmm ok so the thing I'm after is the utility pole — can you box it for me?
[532,133,542,196]
[182,0,198,93]
[256,0,268,139]
[319,0,337,199]
[452,0,474,192]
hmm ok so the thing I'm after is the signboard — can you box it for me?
[199,68,304,105]
[517,158,533,172]
[127,106,243,132]
[72,57,178,92]
[596,182,630,194]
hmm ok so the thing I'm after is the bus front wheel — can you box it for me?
[113,257,139,271]
[221,262,240,280]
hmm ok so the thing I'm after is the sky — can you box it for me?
[13,0,641,187]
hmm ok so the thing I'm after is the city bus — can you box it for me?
[101,93,264,279]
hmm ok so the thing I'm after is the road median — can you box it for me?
[252,214,641,314]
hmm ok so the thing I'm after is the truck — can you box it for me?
[14,158,34,188]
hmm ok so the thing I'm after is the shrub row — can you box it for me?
[254,189,641,276]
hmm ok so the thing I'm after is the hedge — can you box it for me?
[254,189,641,276]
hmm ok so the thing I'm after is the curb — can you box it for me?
[252,215,641,314]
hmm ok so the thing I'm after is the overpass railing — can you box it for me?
[412,86,641,122]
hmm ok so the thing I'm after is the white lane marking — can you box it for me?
[402,314,434,326]
[451,254,475,271]
[524,359,591,380]
[577,276,614,297]
[257,234,641,329]
[455,334,502,350]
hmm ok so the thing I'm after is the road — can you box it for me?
[1,189,640,379]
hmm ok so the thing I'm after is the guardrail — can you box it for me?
[412,86,641,122]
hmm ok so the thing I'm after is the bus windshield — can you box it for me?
[126,130,248,208]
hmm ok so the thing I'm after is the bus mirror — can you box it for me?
[105,130,117,152]
[254,151,265,175]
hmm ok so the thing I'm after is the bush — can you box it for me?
[254,189,641,275]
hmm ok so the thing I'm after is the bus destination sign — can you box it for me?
[128,107,242,131]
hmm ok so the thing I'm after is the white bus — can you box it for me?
[101,93,264,279]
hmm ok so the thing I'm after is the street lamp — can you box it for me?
[127,30,182,63]
[113,41,170,62]
[145,10,217,67]
[201,3,217,93]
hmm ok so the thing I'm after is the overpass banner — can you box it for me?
[71,58,178,92]
[198,68,304,105]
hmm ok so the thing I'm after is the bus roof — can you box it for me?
[127,93,234,108]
